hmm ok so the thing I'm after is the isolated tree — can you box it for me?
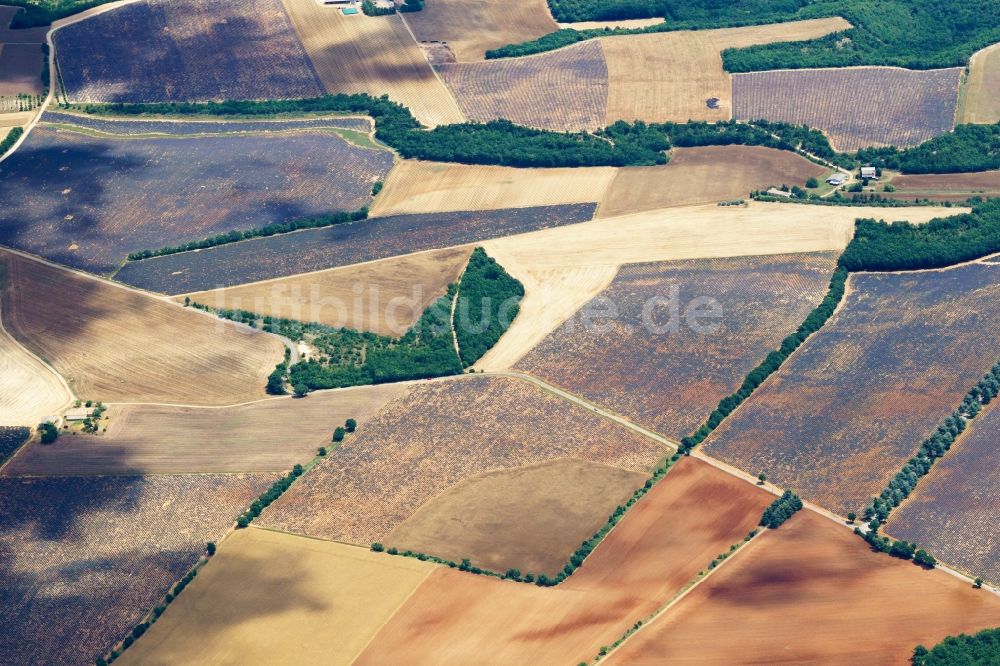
[847,512,857,523]
[332,427,346,443]
[757,472,767,485]
[805,177,819,188]
[39,421,58,444]
[293,382,309,398]
[974,577,984,589]
[206,542,216,556]
[345,418,357,433]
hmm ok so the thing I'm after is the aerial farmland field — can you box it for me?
[401,0,558,62]
[114,203,598,294]
[885,400,1000,586]
[116,528,435,666]
[0,43,44,95]
[356,457,774,664]
[515,252,839,439]
[0,250,284,405]
[732,67,963,150]
[54,0,323,103]
[959,42,1000,124]
[0,473,277,666]
[258,375,667,575]
[279,1,464,126]
[0,116,391,274]
[0,308,70,427]
[607,511,1000,664]
[883,170,1000,203]
[181,246,473,336]
[705,262,1000,516]
[437,40,609,131]
[2,383,408,476]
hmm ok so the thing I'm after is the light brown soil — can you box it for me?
[0,318,70,427]
[370,160,614,216]
[356,457,774,665]
[2,383,409,475]
[0,250,284,405]
[608,510,1000,664]
[119,528,435,666]
[599,145,829,218]
[960,42,1000,124]
[177,246,473,337]
[402,0,558,62]
[601,17,850,124]
[386,458,646,576]
[280,2,464,126]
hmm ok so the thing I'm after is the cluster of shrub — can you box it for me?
[838,199,1000,272]
[680,268,847,453]
[322,418,356,456]
[0,126,24,158]
[759,490,803,528]
[127,208,368,261]
[360,0,396,16]
[912,627,1000,665]
[857,123,1000,174]
[454,248,525,367]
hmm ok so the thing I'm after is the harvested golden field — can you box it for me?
[560,18,663,30]
[357,457,774,664]
[515,253,839,439]
[705,262,1000,517]
[960,42,1000,124]
[402,0,557,62]
[258,376,666,560]
[386,458,646,577]
[369,160,614,216]
[885,401,1000,586]
[280,1,464,126]
[0,250,284,405]
[119,527,434,666]
[599,145,829,217]
[178,246,472,337]
[477,202,958,370]
[884,170,1000,203]
[3,383,408,476]
[607,511,1000,664]
[0,316,71,427]
[601,17,850,124]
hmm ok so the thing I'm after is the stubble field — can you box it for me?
[115,204,598,294]
[258,375,667,570]
[0,119,391,274]
[117,528,434,666]
[0,250,284,405]
[515,253,839,439]
[180,246,473,336]
[356,457,774,664]
[280,1,464,126]
[959,42,1000,124]
[705,262,1000,516]
[607,510,1000,664]
[733,67,962,150]
[3,383,409,476]
[54,0,323,103]
[437,40,608,131]
[402,0,558,62]
[0,473,277,666]
[0,303,71,427]
[885,400,1000,586]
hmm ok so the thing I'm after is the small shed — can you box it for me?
[826,174,847,186]
[64,408,93,422]
[861,166,879,180]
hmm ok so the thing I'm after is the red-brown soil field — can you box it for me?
[733,67,962,151]
[437,40,608,131]
[0,43,44,95]
[0,473,277,665]
[54,0,324,103]
[257,376,667,563]
[402,0,558,62]
[884,170,1000,203]
[607,510,1000,664]
[2,384,409,476]
[355,457,774,664]
[516,252,838,439]
[179,246,473,337]
[385,458,646,577]
[705,262,1000,517]
[0,250,284,405]
[885,400,1000,586]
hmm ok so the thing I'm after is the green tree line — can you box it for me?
[913,627,1000,665]
[759,490,803,528]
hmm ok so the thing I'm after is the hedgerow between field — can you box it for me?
[454,248,525,367]
[857,124,1000,174]
[0,127,24,159]
[857,361,1000,569]
[912,627,1000,665]
[96,419,359,665]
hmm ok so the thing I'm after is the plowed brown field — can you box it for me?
[281,1,464,126]
[0,250,284,405]
[3,383,409,476]
[356,457,773,665]
[177,246,472,336]
[884,170,1000,203]
[607,510,1000,664]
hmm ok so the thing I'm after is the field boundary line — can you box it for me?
[352,557,437,662]
[397,12,466,125]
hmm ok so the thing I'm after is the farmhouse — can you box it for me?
[826,173,847,186]
[861,166,879,180]
[64,407,93,421]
